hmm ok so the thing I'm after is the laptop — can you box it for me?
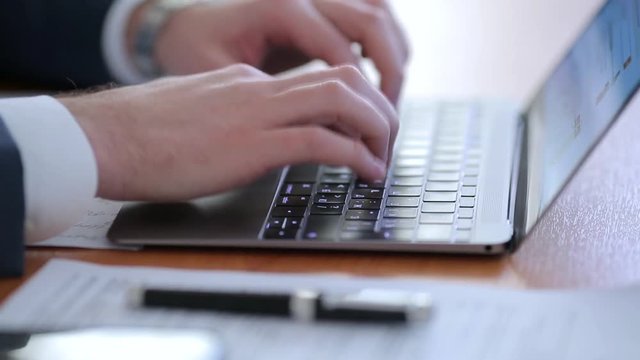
[109,0,640,254]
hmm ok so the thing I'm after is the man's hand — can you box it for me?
[129,0,409,104]
[59,64,397,201]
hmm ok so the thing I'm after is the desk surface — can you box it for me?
[4,0,640,302]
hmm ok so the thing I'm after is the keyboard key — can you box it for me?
[322,166,352,175]
[395,158,428,168]
[349,199,382,210]
[424,192,457,202]
[272,207,306,217]
[283,218,303,230]
[458,208,474,219]
[460,186,477,197]
[277,195,311,207]
[459,197,476,208]
[388,186,422,197]
[379,218,417,229]
[404,129,431,138]
[386,197,420,208]
[416,225,452,242]
[310,204,344,215]
[263,228,297,240]
[425,181,458,192]
[266,217,285,230]
[422,202,456,213]
[462,176,478,186]
[431,163,461,172]
[420,213,454,224]
[398,148,429,157]
[285,165,319,182]
[345,210,379,221]
[302,215,341,240]
[391,177,424,187]
[317,183,349,194]
[355,180,385,189]
[435,145,465,154]
[383,208,418,219]
[351,188,384,199]
[428,172,460,182]
[433,154,463,163]
[436,135,465,145]
[314,194,346,204]
[342,221,376,232]
[456,219,473,230]
[401,139,430,148]
[320,174,353,184]
[281,183,314,196]
[393,168,426,177]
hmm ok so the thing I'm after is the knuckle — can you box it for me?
[334,65,364,84]
[223,79,267,99]
[320,80,350,103]
[230,63,265,77]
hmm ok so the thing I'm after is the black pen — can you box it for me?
[133,288,432,323]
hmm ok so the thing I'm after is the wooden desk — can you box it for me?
[3,0,640,302]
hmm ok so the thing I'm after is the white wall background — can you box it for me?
[394,0,605,105]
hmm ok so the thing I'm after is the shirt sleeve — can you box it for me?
[102,0,149,84]
[0,96,98,244]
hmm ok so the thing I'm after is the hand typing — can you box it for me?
[128,0,410,103]
[60,64,398,201]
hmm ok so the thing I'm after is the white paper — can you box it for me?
[1,260,638,360]
[29,199,138,250]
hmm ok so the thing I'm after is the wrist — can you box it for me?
[127,0,203,78]
[58,95,123,199]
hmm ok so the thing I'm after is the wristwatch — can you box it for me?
[133,0,202,78]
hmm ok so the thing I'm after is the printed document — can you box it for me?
[0,260,638,360]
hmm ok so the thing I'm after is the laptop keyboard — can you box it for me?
[261,102,482,244]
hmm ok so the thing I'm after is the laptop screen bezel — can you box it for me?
[516,0,640,238]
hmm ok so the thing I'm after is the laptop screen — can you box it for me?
[525,0,640,229]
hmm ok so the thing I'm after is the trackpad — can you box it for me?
[108,171,282,244]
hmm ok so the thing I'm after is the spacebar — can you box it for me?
[302,215,340,240]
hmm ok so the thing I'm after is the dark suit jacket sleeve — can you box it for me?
[0,116,25,277]
[0,0,116,88]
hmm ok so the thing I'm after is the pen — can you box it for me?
[133,288,432,323]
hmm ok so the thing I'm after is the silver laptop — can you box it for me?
[109,0,640,254]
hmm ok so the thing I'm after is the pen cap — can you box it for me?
[319,289,432,322]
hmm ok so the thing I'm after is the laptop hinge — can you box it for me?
[507,115,529,252]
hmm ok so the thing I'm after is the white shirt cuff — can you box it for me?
[0,96,98,244]
[102,0,149,84]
